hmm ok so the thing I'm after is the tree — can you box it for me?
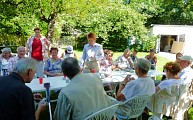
[61,0,148,51]
[0,0,110,43]
[132,0,193,26]
[31,0,110,42]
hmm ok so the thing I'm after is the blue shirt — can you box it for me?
[178,67,193,84]
[81,43,104,66]
[44,58,62,74]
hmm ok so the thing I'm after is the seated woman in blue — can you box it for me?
[156,62,183,92]
[44,47,63,77]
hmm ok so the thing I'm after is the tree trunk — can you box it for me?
[47,13,57,43]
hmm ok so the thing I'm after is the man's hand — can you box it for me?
[122,75,131,85]
[127,57,131,61]
[38,98,47,112]
[35,98,47,120]
[122,75,135,85]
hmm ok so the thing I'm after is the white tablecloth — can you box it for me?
[101,70,165,83]
[26,76,69,92]
[26,70,165,92]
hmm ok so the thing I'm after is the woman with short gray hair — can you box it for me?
[0,47,13,76]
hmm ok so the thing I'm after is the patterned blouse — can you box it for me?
[44,58,63,74]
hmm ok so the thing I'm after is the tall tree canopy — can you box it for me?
[0,0,193,51]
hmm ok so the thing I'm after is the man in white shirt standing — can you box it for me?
[81,32,104,73]
[178,55,193,84]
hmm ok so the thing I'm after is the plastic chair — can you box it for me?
[173,82,192,120]
[84,103,120,120]
[147,84,187,120]
[116,94,153,120]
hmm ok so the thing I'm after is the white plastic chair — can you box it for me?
[116,94,153,120]
[84,103,119,120]
[147,84,187,120]
[173,82,193,120]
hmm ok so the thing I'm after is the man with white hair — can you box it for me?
[116,58,155,101]
[8,46,26,73]
[116,58,155,117]
[0,58,45,120]
[115,48,134,70]
[178,55,193,84]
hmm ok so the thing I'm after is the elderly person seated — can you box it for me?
[54,57,112,120]
[8,46,26,73]
[0,48,13,76]
[161,53,183,81]
[130,49,138,63]
[115,48,134,70]
[100,50,116,72]
[156,62,183,92]
[63,45,77,59]
[116,58,155,117]
[103,49,109,56]
[178,55,193,84]
[145,48,157,70]
[175,53,183,64]
[44,47,63,77]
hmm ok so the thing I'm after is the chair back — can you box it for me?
[84,103,119,120]
[116,94,152,119]
[147,84,187,119]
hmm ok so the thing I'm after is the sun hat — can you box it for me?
[179,55,193,63]
[66,45,73,54]
[1,48,12,53]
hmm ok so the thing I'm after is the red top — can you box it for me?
[31,38,43,61]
